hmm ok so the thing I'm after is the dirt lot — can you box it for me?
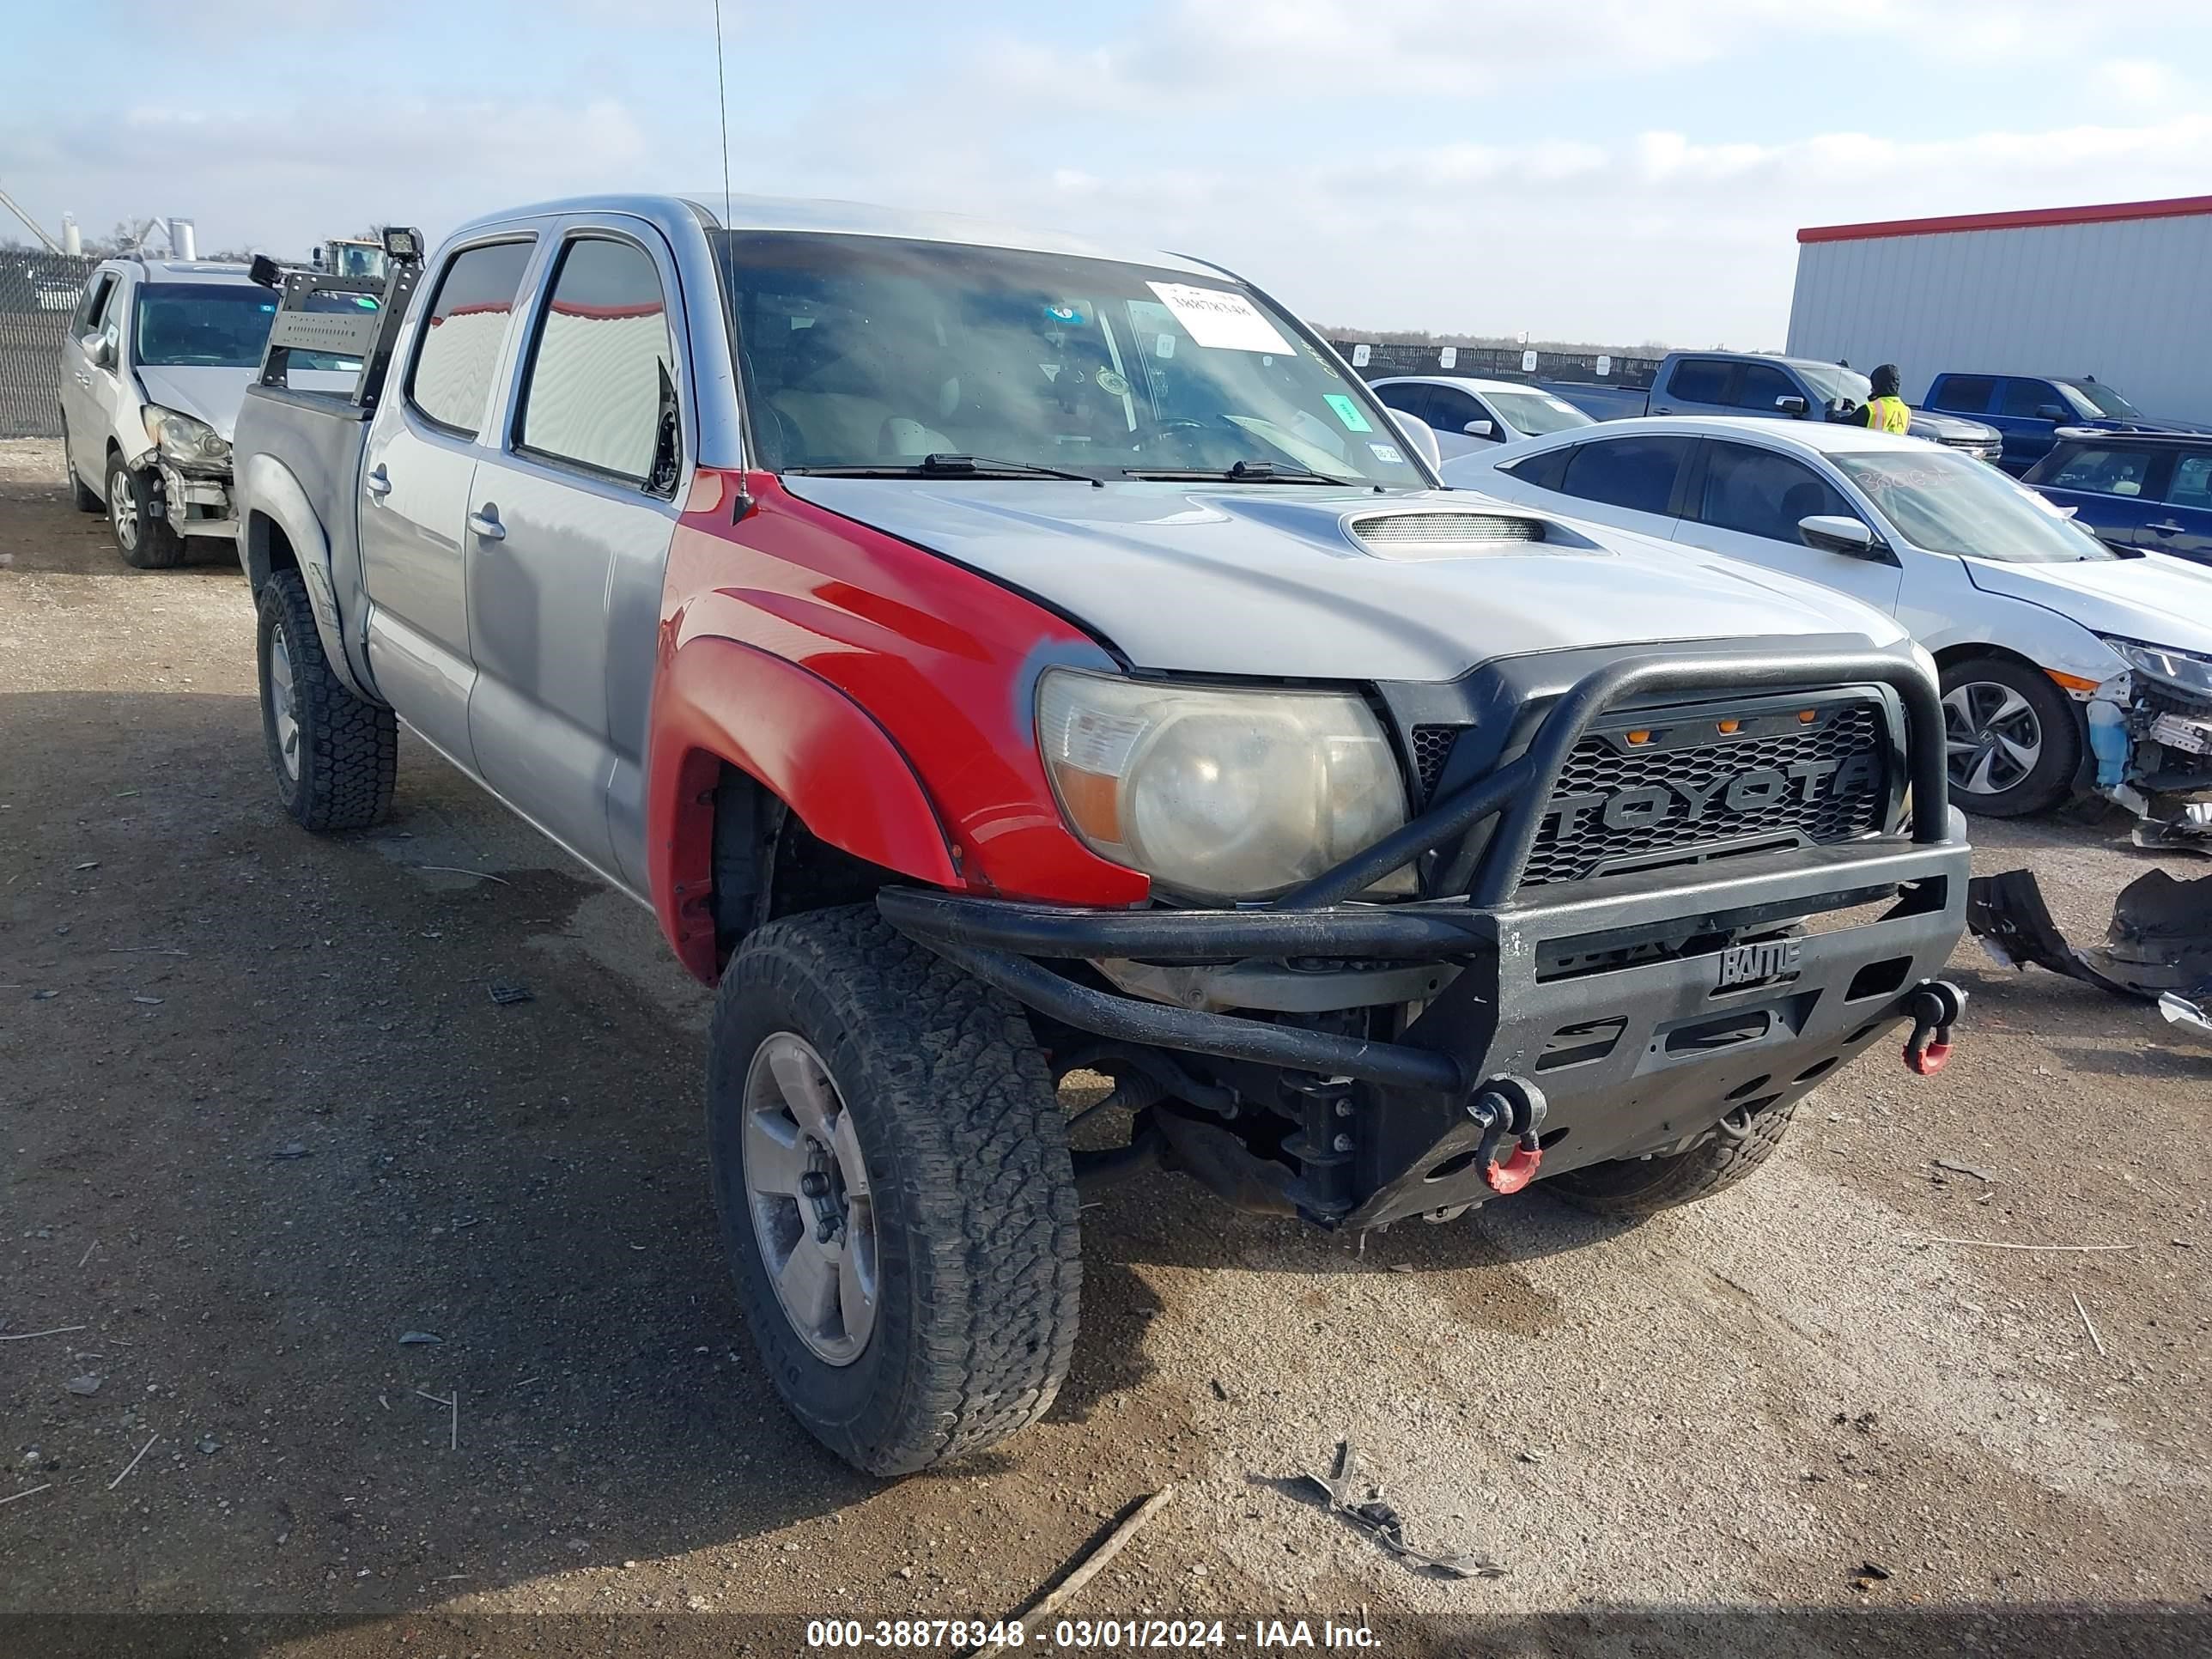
[3,435,2208,1658]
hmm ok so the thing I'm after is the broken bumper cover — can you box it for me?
[882,834,1969,1227]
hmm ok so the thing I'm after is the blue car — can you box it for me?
[2023,430,2212,566]
[1923,373,2207,474]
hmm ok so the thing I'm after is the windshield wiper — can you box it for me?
[785,453,1101,484]
[1123,459,1365,487]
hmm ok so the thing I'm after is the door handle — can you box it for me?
[466,507,506,542]
[364,465,392,501]
[2148,521,2185,535]
[74,371,91,386]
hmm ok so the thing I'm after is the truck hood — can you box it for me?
[783,477,1905,681]
[134,365,353,443]
[1909,410,2000,444]
[1964,551,2212,656]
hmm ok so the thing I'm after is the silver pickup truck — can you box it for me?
[231,198,1970,1475]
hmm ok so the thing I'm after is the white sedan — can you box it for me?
[1444,416,2212,817]
[1369,374,1593,459]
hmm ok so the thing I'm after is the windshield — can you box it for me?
[2060,380,2142,419]
[1832,449,2115,563]
[1796,362,1872,406]
[132,283,364,372]
[716,232,1429,487]
[1486,388,1591,436]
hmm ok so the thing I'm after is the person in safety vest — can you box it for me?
[1856,363,1912,434]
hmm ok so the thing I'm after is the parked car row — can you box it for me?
[1444,417,2212,823]
[1923,371,2209,474]
[2022,430,2212,562]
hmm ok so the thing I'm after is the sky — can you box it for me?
[3,0,2209,349]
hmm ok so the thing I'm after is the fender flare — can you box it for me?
[235,453,380,703]
[647,633,961,981]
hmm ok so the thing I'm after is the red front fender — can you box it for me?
[647,634,959,982]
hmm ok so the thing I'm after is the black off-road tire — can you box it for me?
[257,569,397,831]
[60,421,100,512]
[708,906,1081,1476]
[105,453,186,569]
[1547,1102,1798,1220]
[1940,655,2080,819]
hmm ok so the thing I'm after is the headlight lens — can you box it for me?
[143,405,230,468]
[1037,668,1410,902]
[2100,637,2212,698]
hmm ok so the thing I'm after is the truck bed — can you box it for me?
[233,382,371,589]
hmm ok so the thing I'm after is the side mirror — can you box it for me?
[1462,419,1495,439]
[1775,394,1808,416]
[1388,410,1443,472]
[2034,404,2066,421]
[86,332,116,370]
[1799,514,1887,560]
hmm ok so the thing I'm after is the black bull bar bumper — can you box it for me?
[878,646,1970,1228]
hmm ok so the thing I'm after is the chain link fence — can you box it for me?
[2,252,100,439]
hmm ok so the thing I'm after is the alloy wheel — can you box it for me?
[1942,679,2043,796]
[740,1033,879,1366]
[268,621,301,781]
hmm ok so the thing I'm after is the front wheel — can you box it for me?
[1940,655,2080,817]
[1547,1101,1797,1219]
[257,569,397,830]
[106,454,185,569]
[708,906,1080,1475]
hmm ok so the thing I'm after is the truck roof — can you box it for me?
[110,258,254,284]
[452,192,1222,277]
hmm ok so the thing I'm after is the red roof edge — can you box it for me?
[1798,193,2212,244]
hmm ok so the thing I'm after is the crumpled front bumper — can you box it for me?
[130,447,236,540]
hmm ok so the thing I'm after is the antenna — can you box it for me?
[712,0,732,226]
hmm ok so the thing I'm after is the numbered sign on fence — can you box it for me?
[1595,355,1612,378]
[1521,349,1538,373]
[1351,343,1370,368]
[1438,346,1456,368]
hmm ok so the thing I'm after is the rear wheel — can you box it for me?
[708,906,1080,1475]
[1547,1101,1796,1219]
[257,569,397,830]
[105,454,185,569]
[1940,655,2078,817]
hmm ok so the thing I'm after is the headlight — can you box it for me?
[1037,668,1410,902]
[2100,637,2212,698]
[143,405,230,468]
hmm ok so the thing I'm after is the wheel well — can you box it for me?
[1932,642,2042,678]
[245,513,301,597]
[710,763,904,957]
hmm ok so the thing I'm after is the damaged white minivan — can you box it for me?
[56,258,357,568]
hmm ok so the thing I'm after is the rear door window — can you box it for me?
[2046,445,2160,498]
[1372,382,1431,422]
[1665,358,1731,404]
[1559,435,1692,514]
[1503,443,1573,492]
[1694,441,1856,540]
[514,236,678,487]
[1929,375,1996,415]
[1425,386,1488,434]
[406,239,537,437]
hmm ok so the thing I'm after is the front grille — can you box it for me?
[1411,724,1466,799]
[1520,703,1888,889]
[2141,680,2212,723]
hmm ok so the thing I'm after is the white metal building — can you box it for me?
[1784,195,2212,423]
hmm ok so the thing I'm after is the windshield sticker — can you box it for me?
[1154,334,1176,360]
[1094,368,1130,398]
[1143,281,1295,355]
[1323,393,1373,433]
[1044,301,1088,326]
[1369,442,1404,464]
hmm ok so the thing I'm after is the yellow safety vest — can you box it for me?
[1866,395,1911,434]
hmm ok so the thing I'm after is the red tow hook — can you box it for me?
[1468,1076,1548,1196]
[1483,1132,1545,1194]
[1902,980,1967,1077]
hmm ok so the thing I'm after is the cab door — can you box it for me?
[357,234,538,770]
[462,221,689,891]
[59,270,118,489]
[1670,438,1903,614]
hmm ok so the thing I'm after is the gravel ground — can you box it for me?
[3,436,2208,1658]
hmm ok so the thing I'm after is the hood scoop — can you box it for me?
[1347,509,1556,560]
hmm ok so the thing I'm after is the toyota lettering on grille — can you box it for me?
[1541,750,1881,841]
[1717,938,1802,988]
